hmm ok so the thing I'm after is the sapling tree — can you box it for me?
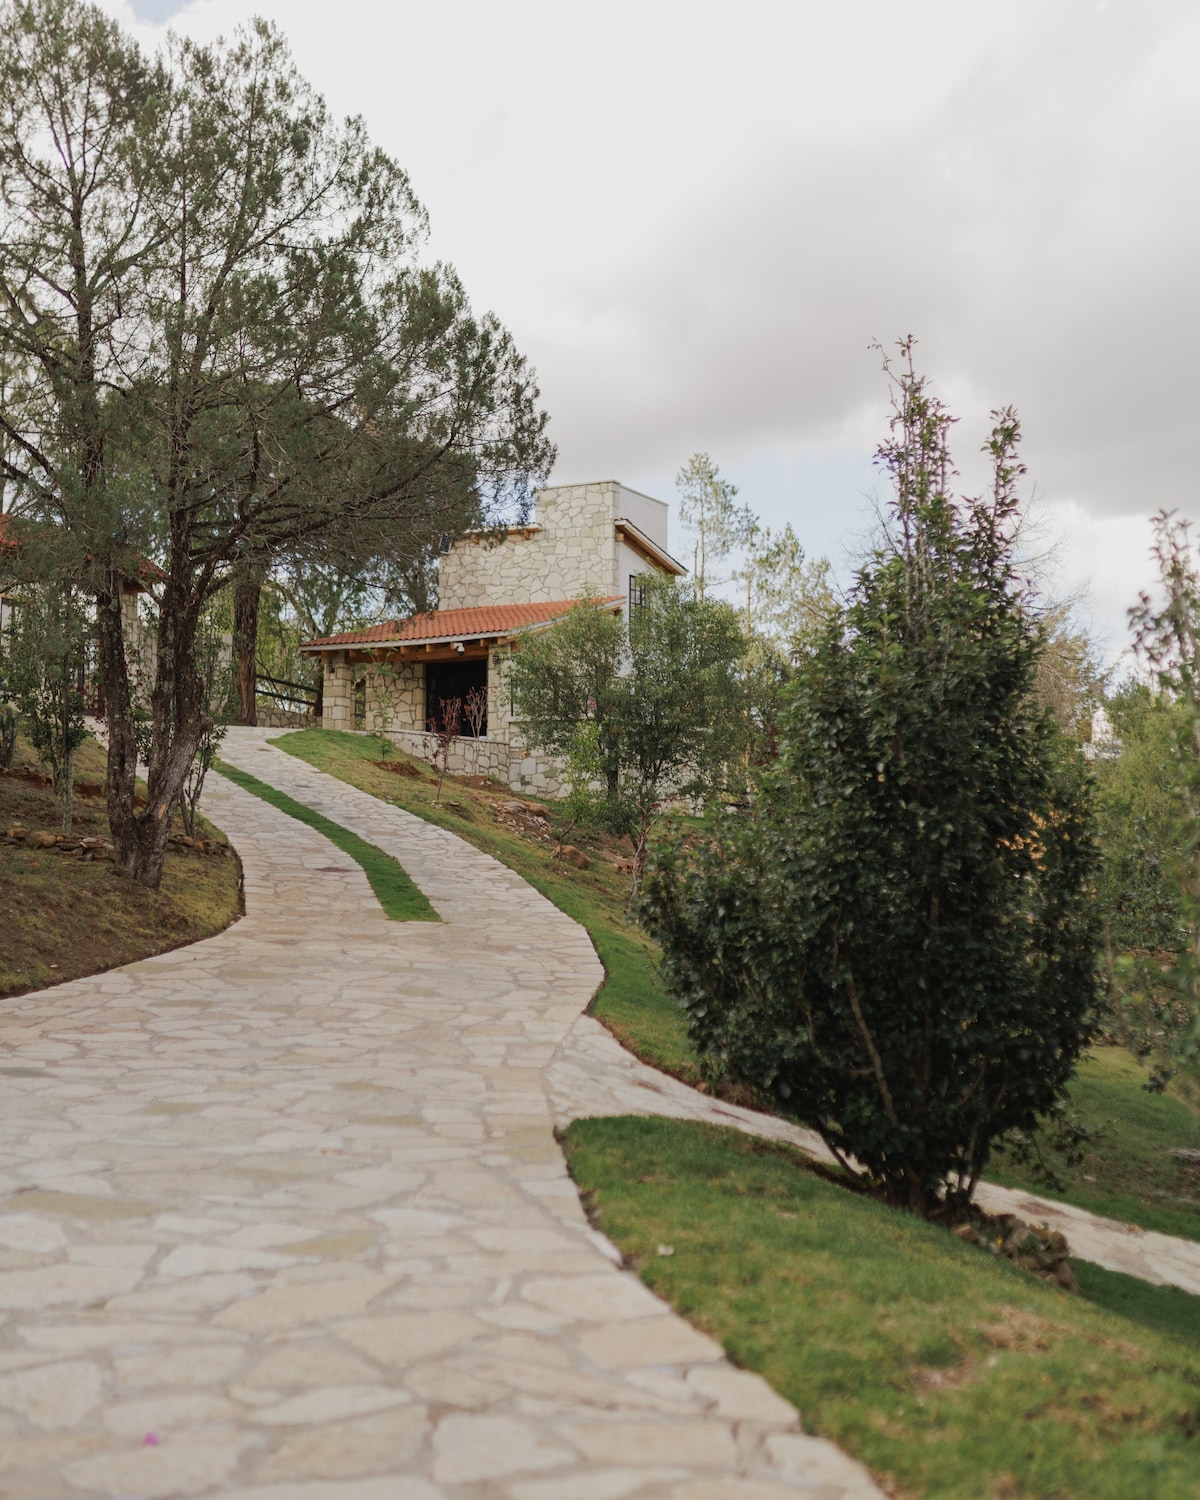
[641,343,1099,1214]
[425,695,461,806]
[675,453,754,599]
[365,656,406,759]
[463,684,488,739]
[509,580,745,888]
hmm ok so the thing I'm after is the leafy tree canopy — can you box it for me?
[0,0,553,885]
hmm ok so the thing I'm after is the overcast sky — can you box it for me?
[110,0,1199,657]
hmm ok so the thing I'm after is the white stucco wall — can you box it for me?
[617,539,657,613]
[613,485,669,551]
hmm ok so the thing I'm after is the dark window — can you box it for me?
[426,657,488,736]
[629,574,648,612]
[353,677,367,730]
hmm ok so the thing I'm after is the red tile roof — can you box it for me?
[301,598,623,651]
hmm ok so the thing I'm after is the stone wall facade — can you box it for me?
[383,726,563,796]
[318,645,564,793]
[363,660,425,735]
[439,481,669,612]
[321,656,356,731]
[257,706,316,730]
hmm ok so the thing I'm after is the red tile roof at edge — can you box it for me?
[302,598,624,649]
[0,513,163,582]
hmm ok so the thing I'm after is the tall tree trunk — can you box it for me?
[232,561,265,726]
[96,570,142,873]
[135,553,209,888]
[98,558,210,890]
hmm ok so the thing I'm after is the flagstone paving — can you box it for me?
[0,728,884,1499]
[6,730,1200,1499]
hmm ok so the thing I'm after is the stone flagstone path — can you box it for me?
[0,728,884,1500]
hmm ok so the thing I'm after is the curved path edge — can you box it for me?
[0,728,883,1500]
[549,1012,1200,1298]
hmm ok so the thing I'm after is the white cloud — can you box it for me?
[104,0,1198,631]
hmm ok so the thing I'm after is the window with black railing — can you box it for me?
[629,574,648,613]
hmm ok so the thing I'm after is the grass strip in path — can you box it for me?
[271,729,689,1070]
[214,758,436,922]
[563,1114,1200,1500]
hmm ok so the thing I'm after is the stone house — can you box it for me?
[300,481,686,793]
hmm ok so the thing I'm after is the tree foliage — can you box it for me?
[640,347,1099,1213]
[732,518,837,653]
[1121,511,1200,1071]
[508,579,746,882]
[0,0,552,886]
[674,453,754,599]
[1033,601,1110,744]
[0,576,89,832]
[1092,683,1183,953]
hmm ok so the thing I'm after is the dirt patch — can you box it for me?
[0,764,50,787]
[371,759,426,779]
[490,799,554,842]
[0,736,242,999]
[977,1307,1057,1353]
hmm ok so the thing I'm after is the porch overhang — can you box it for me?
[300,597,624,661]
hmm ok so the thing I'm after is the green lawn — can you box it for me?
[989,1046,1200,1242]
[564,1115,1200,1500]
[214,756,436,921]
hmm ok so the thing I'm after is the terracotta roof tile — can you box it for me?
[301,598,623,651]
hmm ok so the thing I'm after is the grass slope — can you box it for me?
[990,1046,1200,1242]
[214,757,436,922]
[273,729,1200,1242]
[272,729,693,1074]
[1,735,241,997]
[564,1115,1200,1500]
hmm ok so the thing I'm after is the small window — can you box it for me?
[629,574,648,612]
[353,677,366,730]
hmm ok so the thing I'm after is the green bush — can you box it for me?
[640,351,1099,1213]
